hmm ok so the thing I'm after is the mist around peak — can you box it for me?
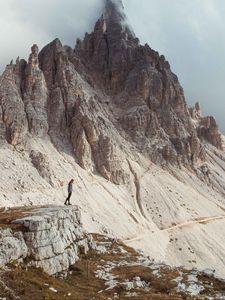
[0,0,224,132]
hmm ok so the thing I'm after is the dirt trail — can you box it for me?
[124,215,225,244]
[162,215,225,231]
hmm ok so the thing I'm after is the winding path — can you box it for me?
[124,215,225,244]
[162,215,225,231]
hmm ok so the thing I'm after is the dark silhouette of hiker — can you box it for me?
[65,179,74,205]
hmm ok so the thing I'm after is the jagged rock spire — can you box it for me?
[104,0,125,23]
[102,0,134,38]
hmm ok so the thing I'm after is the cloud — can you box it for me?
[0,0,103,70]
[0,0,224,133]
[123,0,225,133]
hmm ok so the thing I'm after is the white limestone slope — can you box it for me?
[0,136,225,278]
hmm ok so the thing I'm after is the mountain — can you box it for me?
[0,0,225,278]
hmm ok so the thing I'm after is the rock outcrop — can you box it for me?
[0,0,223,182]
[198,116,223,149]
[0,0,225,284]
[0,206,95,275]
[23,44,49,137]
[0,63,28,145]
[189,102,223,150]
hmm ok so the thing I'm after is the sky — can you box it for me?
[0,0,224,132]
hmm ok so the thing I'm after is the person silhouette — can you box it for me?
[64,179,74,205]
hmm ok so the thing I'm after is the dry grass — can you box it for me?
[0,234,184,300]
[0,206,53,231]
[0,206,35,231]
[2,264,107,300]
[0,233,224,299]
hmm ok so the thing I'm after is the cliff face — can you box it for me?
[0,0,225,279]
[74,0,223,165]
[0,0,222,185]
[0,206,95,275]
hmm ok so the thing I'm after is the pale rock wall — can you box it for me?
[0,206,96,275]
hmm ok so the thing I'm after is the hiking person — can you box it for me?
[64,179,74,205]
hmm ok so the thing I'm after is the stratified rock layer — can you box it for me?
[0,206,95,275]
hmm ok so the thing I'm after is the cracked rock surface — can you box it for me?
[0,206,95,275]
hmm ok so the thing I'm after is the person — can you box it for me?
[64,179,74,205]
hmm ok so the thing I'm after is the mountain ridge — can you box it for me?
[0,0,225,279]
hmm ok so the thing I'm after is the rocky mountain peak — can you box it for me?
[0,0,223,184]
[74,0,139,93]
[1,3,225,288]
[31,44,39,56]
[102,0,135,42]
[28,44,39,67]
[189,102,202,120]
[104,0,125,21]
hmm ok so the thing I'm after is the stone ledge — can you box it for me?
[0,206,96,275]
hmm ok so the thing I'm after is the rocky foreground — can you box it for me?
[0,206,225,300]
[0,206,95,275]
[1,0,225,288]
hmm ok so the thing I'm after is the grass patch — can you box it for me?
[0,233,225,299]
[0,206,35,231]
